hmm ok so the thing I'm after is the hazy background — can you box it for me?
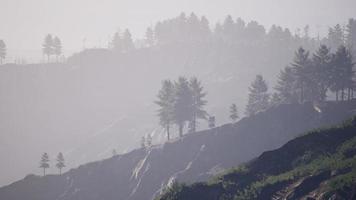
[1,0,356,62]
[0,0,356,188]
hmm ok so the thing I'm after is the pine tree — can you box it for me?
[141,136,146,148]
[155,80,175,140]
[229,104,239,122]
[245,75,270,116]
[42,34,54,62]
[274,66,298,104]
[55,152,65,175]
[122,29,134,52]
[188,77,208,133]
[330,45,355,101]
[53,36,62,62]
[208,116,215,129]
[111,31,122,52]
[291,47,312,103]
[145,27,155,47]
[311,45,332,101]
[40,153,50,176]
[346,18,356,57]
[146,134,152,147]
[173,77,194,137]
[328,24,344,51]
[0,40,6,64]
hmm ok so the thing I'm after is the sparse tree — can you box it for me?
[42,34,54,62]
[122,29,134,52]
[173,77,194,137]
[245,75,270,116]
[53,36,62,62]
[291,47,312,103]
[330,45,355,101]
[0,40,6,64]
[146,134,152,147]
[208,116,215,129]
[145,27,155,46]
[56,152,65,175]
[188,77,208,133]
[274,66,298,104]
[40,153,50,176]
[155,80,175,140]
[229,104,239,122]
[141,136,146,148]
[111,31,123,52]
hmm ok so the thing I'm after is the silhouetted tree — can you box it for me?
[173,77,194,137]
[311,45,332,101]
[155,80,175,140]
[145,27,155,46]
[229,104,239,122]
[291,47,312,103]
[327,24,344,51]
[146,134,152,147]
[0,40,6,64]
[111,31,123,52]
[245,75,270,116]
[40,153,50,176]
[122,29,134,52]
[274,66,298,104]
[346,18,356,56]
[208,116,215,129]
[112,149,117,157]
[188,77,208,132]
[330,45,354,101]
[53,36,62,62]
[141,136,146,148]
[56,152,65,175]
[42,34,54,62]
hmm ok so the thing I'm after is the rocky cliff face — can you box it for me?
[1,101,355,200]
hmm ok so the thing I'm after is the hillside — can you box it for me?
[156,117,356,200]
[0,101,355,200]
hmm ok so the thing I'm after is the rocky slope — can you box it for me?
[156,116,356,200]
[0,101,355,200]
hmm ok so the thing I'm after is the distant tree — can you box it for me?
[122,29,134,52]
[155,80,175,140]
[145,27,155,46]
[0,40,6,64]
[111,31,123,52]
[141,136,146,148]
[146,134,152,147]
[53,36,62,62]
[274,66,298,104]
[330,45,355,101]
[327,24,344,51]
[245,75,270,116]
[173,77,194,137]
[188,77,208,133]
[42,34,54,62]
[40,153,50,176]
[291,47,312,103]
[56,152,65,175]
[229,104,239,122]
[346,18,356,56]
[311,45,332,101]
[208,116,215,129]
[112,149,117,157]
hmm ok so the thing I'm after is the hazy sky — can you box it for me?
[0,0,356,62]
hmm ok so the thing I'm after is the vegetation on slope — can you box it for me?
[155,117,356,200]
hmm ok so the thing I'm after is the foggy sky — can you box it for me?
[0,0,356,61]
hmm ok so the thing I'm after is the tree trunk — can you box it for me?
[179,124,183,137]
[348,88,351,101]
[59,168,62,176]
[166,124,170,141]
[300,82,304,103]
[342,88,345,101]
[336,90,339,102]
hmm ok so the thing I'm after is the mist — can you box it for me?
[0,1,356,200]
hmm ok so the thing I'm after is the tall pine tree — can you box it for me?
[245,75,270,116]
